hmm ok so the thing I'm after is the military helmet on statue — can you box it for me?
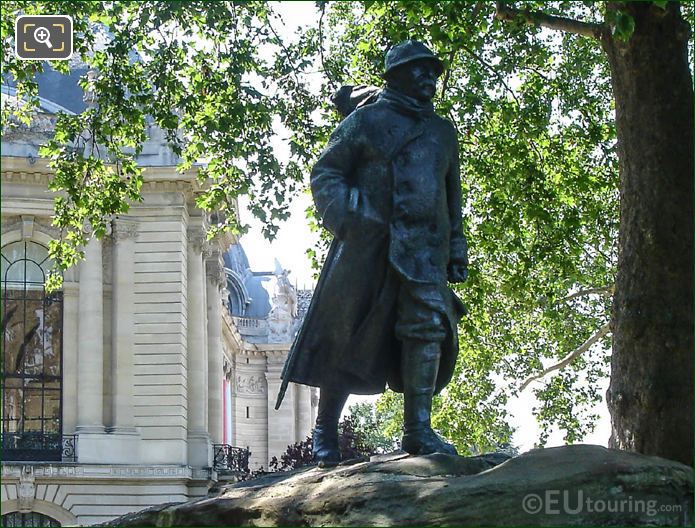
[383,40,444,78]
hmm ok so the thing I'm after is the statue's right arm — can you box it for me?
[310,115,363,239]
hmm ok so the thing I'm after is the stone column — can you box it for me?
[310,387,319,431]
[296,383,314,442]
[266,351,294,466]
[187,227,212,468]
[76,236,105,433]
[205,251,225,444]
[223,360,234,444]
[229,360,238,447]
[108,219,141,461]
[75,236,109,462]
[61,281,79,434]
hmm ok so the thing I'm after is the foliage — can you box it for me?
[268,415,380,471]
[345,402,400,453]
[1,1,324,290]
[313,0,622,453]
[2,0,691,453]
[269,435,313,472]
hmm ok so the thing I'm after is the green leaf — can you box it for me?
[613,11,636,42]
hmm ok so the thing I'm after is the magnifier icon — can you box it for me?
[33,26,53,48]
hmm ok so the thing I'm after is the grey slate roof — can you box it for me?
[224,243,275,319]
[3,65,88,114]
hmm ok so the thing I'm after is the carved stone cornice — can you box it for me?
[236,347,266,358]
[141,180,194,193]
[266,349,290,361]
[1,171,53,185]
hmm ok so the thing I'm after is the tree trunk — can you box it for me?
[603,2,693,466]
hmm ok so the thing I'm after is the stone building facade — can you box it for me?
[221,247,317,470]
[0,71,315,526]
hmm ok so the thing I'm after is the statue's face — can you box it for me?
[387,58,439,101]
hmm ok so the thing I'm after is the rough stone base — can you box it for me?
[101,445,693,526]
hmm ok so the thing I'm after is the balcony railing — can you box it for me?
[232,316,268,337]
[1,433,77,462]
[61,434,77,462]
[212,444,250,473]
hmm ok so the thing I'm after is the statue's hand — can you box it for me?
[345,188,386,233]
[447,261,469,283]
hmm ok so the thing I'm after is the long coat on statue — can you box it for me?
[281,88,467,397]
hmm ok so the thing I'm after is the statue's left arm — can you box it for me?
[310,115,362,239]
[446,134,469,284]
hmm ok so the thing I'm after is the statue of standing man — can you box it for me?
[276,40,468,466]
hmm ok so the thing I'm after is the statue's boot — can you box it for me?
[401,339,458,456]
[312,389,348,467]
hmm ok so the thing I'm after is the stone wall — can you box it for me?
[0,154,315,524]
[131,187,191,465]
[1,464,191,526]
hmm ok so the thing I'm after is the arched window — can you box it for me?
[2,512,61,527]
[1,241,63,461]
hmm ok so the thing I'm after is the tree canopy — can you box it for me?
[3,1,323,289]
[316,1,622,453]
[2,1,692,456]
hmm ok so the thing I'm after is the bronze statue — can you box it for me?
[276,40,468,466]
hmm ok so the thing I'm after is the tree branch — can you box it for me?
[495,1,605,40]
[560,285,614,303]
[264,7,303,88]
[520,322,611,391]
[439,49,456,99]
[317,2,336,87]
[455,42,546,164]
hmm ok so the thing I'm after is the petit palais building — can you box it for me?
[0,67,316,526]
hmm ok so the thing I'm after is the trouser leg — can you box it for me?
[394,281,457,455]
[312,389,348,467]
[401,339,457,456]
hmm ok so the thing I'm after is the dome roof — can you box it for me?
[224,243,274,318]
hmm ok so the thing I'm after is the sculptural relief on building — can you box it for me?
[235,374,266,395]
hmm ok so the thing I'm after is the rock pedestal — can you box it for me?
[102,445,693,526]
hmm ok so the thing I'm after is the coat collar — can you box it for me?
[378,87,435,120]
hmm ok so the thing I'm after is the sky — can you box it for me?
[238,1,612,454]
[238,1,320,290]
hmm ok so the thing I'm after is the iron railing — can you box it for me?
[1,433,77,462]
[212,444,250,473]
[61,434,77,462]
